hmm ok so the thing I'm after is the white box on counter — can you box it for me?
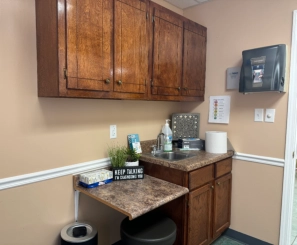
[79,169,113,186]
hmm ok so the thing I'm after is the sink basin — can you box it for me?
[153,152,196,161]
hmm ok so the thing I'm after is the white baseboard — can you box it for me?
[0,158,111,191]
[233,152,285,167]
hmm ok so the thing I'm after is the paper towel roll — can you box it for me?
[205,131,227,154]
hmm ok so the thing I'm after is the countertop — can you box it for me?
[73,174,189,220]
[140,140,234,172]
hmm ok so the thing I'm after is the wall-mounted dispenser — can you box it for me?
[239,44,286,94]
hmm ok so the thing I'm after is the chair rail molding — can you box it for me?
[233,152,284,167]
[0,158,111,191]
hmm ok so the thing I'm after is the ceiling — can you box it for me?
[164,0,210,9]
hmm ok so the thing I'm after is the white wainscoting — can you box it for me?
[233,152,285,167]
[0,158,111,190]
[0,153,285,191]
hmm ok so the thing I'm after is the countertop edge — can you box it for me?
[139,150,234,172]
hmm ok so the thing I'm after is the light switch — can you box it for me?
[254,108,264,122]
[265,109,275,123]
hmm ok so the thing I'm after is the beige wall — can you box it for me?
[183,0,296,243]
[0,0,293,244]
[0,0,182,244]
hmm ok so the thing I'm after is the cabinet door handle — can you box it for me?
[183,87,188,91]
[211,185,214,189]
[117,80,122,85]
[217,182,221,186]
[105,79,110,84]
[177,87,181,91]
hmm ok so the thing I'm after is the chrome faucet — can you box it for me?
[151,133,164,155]
[156,133,164,151]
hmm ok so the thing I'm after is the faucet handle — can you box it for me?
[151,145,157,155]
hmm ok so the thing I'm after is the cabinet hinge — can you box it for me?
[151,79,153,86]
[146,12,148,20]
[293,151,295,158]
[152,15,155,23]
[63,68,68,79]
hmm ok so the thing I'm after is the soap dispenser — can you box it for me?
[162,119,172,152]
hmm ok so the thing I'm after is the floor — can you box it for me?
[211,236,246,245]
[291,173,297,244]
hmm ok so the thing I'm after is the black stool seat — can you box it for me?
[120,212,176,245]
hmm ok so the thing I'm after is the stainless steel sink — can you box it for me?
[152,152,196,161]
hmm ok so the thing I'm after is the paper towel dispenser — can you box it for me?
[239,44,286,94]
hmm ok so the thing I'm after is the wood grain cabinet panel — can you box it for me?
[182,20,206,100]
[66,0,113,92]
[188,183,213,245]
[114,0,149,97]
[213,173,232,239]
[36,0,206,100]
[215,158,232,178]
[189,164,214,190]
[140,156,232,245]
[151,3,183,98]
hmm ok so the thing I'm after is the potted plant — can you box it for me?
[107,145,144,181]
[107,145,127,168]
[125,148,140,166]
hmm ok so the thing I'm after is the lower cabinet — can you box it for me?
[140,157,232,245]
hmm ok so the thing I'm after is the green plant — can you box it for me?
[126,148,140,162]
[107,145,127,168]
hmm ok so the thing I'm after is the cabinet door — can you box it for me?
[182,21,206,99]
[188,183,213,245]
[66,0,113,91]
[151,4,183,97]
[114,0,149,95]
[213,173,232,238]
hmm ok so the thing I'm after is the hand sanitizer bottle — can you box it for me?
[162,119,172,152]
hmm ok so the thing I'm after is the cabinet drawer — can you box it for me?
[215,158,232,178]
[189,164,214,190]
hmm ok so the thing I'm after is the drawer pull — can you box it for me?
[211,186,214,189]
[217,182,221,186]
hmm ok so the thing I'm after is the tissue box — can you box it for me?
[177,138,205,150]
[79,169,113,188]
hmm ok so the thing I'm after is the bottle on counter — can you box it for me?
[162,119,172,152]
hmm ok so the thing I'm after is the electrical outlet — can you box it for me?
[110,125,117,139]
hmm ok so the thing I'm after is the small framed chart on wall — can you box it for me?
[208,96,231,124]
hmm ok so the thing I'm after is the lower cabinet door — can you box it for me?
[213,173,232,238]
[188,183,213,245]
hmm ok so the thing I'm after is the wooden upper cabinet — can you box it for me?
[65,0,113,92]
[150,3,183,98]
[182,20,207,100]
[114,0,149,96]
[36,0,206,100]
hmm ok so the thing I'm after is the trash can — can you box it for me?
[60,222,97,245]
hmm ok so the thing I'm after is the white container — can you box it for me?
[162,119,172,152]
[205,131,227,154]
[125,160,139,166]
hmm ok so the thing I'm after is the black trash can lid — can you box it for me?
[121,212,176,244]
[61,221,97,243]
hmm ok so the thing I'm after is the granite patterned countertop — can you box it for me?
[140,140,234,172]
[73,175,189,220]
